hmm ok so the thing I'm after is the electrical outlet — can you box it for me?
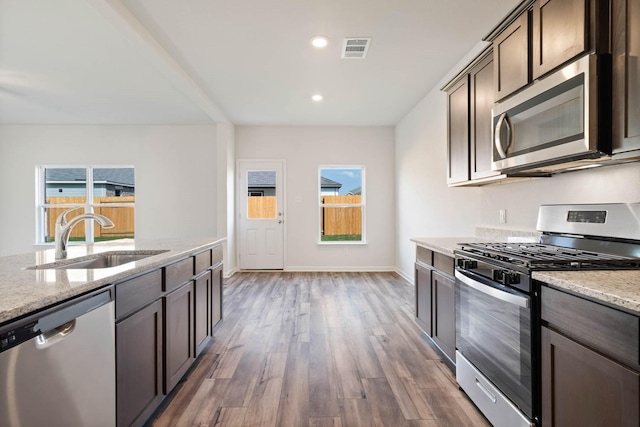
[499,209,507,224]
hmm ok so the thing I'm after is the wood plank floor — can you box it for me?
[149,272,490,426]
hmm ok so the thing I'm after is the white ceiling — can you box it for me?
[0,0,520,126]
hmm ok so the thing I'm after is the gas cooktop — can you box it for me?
[457,242,640,271]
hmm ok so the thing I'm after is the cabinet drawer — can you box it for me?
[416,246,433,266]
[164,257,194,293]
[433,252,454,277]
[541,286,640,370]
[115,269,163,320]
[194,250,212,275]
[212,244,223,266]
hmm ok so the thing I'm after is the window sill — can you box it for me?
[317,240,368,245]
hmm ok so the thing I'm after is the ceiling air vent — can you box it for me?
[341,37,371,59]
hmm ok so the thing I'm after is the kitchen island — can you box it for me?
[0,237,225,427]
[0,237,225,325]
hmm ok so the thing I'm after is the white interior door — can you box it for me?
[238,160,284,269]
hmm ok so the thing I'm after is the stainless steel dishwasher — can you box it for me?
[0,287,115,427]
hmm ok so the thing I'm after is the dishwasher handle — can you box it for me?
[33,288,112,335]
[35,319,76,350]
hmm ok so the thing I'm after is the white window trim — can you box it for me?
[317,165,367,245]
[36,165,135,245]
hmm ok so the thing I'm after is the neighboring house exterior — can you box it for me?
[346,186,361,195]
[247,171,277,196]
[45,168,135,198]
[320,177,342,196]
[247,172,343,196]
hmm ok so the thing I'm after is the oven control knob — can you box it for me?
[503,272,521,285]
[501,271,520,285]
[458,259,477,269]
[492,270,521,285]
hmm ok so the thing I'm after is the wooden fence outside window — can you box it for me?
[246,195,362,236]
[46,196,135,240]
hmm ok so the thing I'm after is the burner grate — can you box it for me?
[458,242,640,270]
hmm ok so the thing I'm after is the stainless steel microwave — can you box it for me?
[491,54,611,174]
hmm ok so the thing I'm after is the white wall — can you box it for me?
[479,163,640,229]
[395,87,482,281]
[216,123,236,276]
[236,126,395,271]
[0,125,220,256]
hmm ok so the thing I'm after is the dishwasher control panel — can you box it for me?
[0,320,38,353]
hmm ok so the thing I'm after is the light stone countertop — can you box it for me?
[410,237,496,256]
[533,270,640,315]
[0,237,225,325]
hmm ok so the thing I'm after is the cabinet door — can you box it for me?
[211,265,223,329]
[116,300,163,427]
[194,272,211,357]
[164,281,194,394]
[415,263,432,336]
[541,326,640,426]
[432,271,456,362]
[494,12,529,100]
[532,0,587,79]
[470,54,499,180]
[612,0,640,154]
[447,76,470,184]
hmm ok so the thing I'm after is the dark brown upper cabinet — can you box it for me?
[531,0,587,79]
[446,76,470,185]
[444,50,503,186]
[491,0,608,101]
[612,0,640,155]
[493,12,530,100]
[470,54,499,180]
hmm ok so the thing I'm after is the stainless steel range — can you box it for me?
[454,203,640,427]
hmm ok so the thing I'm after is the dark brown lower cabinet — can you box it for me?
[415,263,432,335]
[194,272,211,357]
[116,300,163,427]
[541,325,640,426]
[164,281,194,394]
[432,271,456,362]
[211,264,223,329]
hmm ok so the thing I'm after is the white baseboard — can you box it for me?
[395,268,413,285]
[257,265,397,273]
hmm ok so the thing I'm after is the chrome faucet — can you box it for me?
[54,207,115,259]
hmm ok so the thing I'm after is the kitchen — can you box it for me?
[1,0,640,426]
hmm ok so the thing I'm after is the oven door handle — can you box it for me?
[455,270,530,308]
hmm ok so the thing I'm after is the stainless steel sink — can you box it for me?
[27,250,169,270]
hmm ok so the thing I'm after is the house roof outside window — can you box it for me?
[45,168,134,187]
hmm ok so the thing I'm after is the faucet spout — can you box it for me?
[54,208,115,259]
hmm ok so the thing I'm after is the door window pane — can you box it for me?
[247,170,277,219]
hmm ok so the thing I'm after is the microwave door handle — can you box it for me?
[494,112,509,159]
[455,271,530,308]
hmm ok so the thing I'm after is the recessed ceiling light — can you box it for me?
[312,94,323,102]
[310,36,328,49]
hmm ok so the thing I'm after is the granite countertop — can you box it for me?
[0,237,225,325]
[533,270,640,315]
[410,237,493,256]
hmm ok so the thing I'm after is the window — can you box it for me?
[319,166,365,243]
[36,166,135,244]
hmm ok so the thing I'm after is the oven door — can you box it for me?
[455,269,534,418]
